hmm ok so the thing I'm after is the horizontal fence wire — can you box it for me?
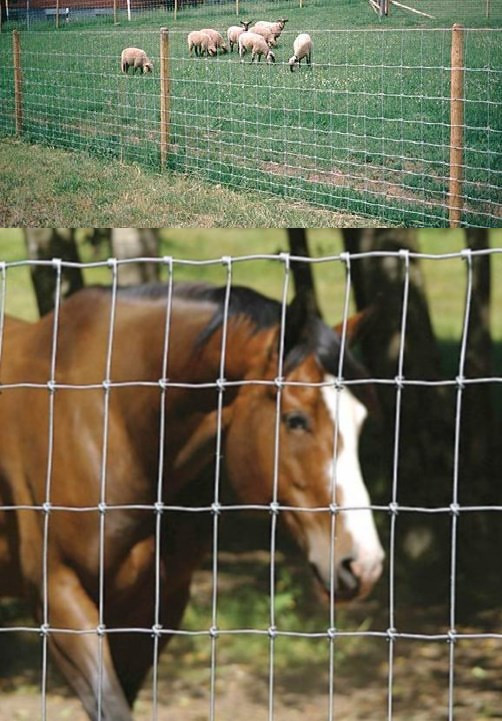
[0,250,501,721]
[2,0,502,31]
[0,26,500,226]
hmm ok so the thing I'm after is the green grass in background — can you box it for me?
[1,229,501,343]
[1,2,500,226]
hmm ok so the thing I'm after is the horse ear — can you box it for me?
[173,406,234,487]
[283,293,312,358]
[334,304,376,346]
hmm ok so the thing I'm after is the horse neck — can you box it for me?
[160,301,276,385]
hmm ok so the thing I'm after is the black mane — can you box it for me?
[112,282,370,392]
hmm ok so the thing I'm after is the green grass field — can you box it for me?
[1,1,501,226]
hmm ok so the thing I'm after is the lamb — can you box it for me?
[227,20,252,52]
[288,33,312,71]
[238,32,275,64]
[253,18,288,39]
[120,47,153,75]
[187,30,216,57]
[248,25,277,48]
[200,28,228,54]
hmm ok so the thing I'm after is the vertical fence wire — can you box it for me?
[268,252,291,721]
[209,255,233,721]
[40,258,63,721]
[387,249,411,721]
[447,248,473,721]
[327,250,353,721]
[151,255,174,721]
[96,257,118,720]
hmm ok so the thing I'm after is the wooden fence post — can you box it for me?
[113,0,117,25]
[236,0,239,16]
[299,0,303,9]
[55,0,59,28]
[449,23,464,228]
[160,27,169,170]
[13,29,22,136]
[486,0,490,17]
[174,0,177,22]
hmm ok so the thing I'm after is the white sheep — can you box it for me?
[227,20,252,52]
[248,25,277,48]
[200,28,228,54]
[238,32,275,64]
[187,30,216,57]
[253,18,288,39]
[120,47,153,75]
[288,33,312,71]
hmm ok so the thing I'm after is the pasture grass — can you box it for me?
[1,0,500,226]
[0,139,369,227]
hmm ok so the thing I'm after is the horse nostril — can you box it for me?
[337,556,360,599]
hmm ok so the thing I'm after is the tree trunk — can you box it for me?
[341,228,452,505]
[286,229,321,317]
[24,229,84,317]
[0,0,6,25]
[111,228,160,285]
[460,229,494,497]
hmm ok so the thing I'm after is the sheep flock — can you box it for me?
[188,20,312,70]
[120,20,312,77]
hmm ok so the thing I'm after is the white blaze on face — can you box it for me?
[321,377,384,583]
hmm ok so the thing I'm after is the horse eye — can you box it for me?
[282,411,310,432]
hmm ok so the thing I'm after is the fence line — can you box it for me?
[0,250,501,721]
[1,27,500,226]
[1,0,501,31]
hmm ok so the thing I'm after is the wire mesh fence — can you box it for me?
[0,26,500,226]
[0,249,501,721]
[2,0,502,31]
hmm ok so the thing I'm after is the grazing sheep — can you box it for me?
[227,20,252,52]
[248,25,277,48]
[288,33,312,71]
[253,18,288,39]
[187,30,216,57]
[200,29,228,54]
[238,32,275,64]
[120,47,153,74]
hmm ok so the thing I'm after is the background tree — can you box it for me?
[341,228,452,506]
[461,229,495,493]
[24,229,84,317]
[110,228,160,285]
[287,228,321,317]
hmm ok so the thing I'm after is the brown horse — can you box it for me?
[0,282,384,721]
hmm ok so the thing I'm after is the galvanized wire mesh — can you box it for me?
[0,27,500,226]
[0,249,501,721]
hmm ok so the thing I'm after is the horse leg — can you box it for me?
[109,582,191,706]
[45,564,132,721]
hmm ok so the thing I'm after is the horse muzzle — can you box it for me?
[310,552,384,602]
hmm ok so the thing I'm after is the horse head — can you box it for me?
[223,297,384,602]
